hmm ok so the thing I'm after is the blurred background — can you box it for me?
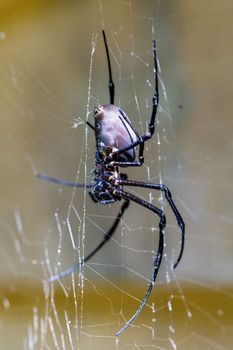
[0,0,232,349]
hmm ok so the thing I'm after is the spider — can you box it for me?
[37,30,185,336]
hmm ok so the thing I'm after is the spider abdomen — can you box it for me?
[94,104,139,161]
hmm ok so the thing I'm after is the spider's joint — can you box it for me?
[139,155,144,162]
[108,174,118,184]
[106,161,115,169]
[153,95,158,105]
[159,213,166,228]
[145,131,152,140]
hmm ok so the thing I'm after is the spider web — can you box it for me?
[0,0,232,349]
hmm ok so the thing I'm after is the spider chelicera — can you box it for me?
[37,30,185,336]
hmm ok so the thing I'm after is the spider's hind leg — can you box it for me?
[48,199,129,283]
[112,187,165,336]
[117,179,185,269]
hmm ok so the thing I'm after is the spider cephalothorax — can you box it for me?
[37,30,185,336]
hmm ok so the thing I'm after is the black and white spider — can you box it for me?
[37,31,185,336]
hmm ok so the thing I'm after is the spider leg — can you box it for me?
[107,144,145,168]
[36,172,94,188]
[102,30,115,104]
[106,138,145,169]
[117,179,185,268]
[149,39,159,137]
[108,40,159,162]
[112,188,165,336]
[48,200,129,283]
[86,121,95,130]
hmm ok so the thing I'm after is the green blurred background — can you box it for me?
[0,0,232,349]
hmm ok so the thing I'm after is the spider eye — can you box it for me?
[94,106,99,115]
[94,105,104,119]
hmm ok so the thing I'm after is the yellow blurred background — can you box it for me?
[0,0,232,349]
